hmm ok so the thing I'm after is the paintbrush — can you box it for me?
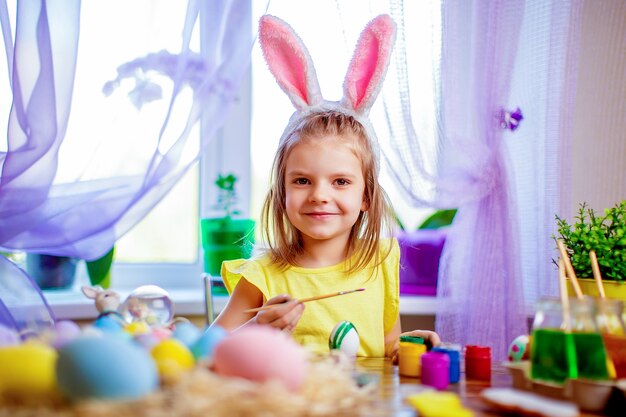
[589,250,606,298]
[243,288,366,313]
[557,239,584,299]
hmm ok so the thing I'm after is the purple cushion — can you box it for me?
[397,229,447,296]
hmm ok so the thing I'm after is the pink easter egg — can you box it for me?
[52,320,82,349]
[212,325,307,391]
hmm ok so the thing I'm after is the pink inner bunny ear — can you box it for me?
[343,15,396,114]
[259,15,322,110]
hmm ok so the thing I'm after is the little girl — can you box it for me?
[212,14,439,358]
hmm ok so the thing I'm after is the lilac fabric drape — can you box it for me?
[380,0,582,360]
[0,0,252,260]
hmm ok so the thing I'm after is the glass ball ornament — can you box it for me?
[119,285,173,326]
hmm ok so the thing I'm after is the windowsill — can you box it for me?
[44,289,225,321]
[45,289,437,321]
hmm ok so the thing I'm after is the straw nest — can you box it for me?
[0,353,388,417]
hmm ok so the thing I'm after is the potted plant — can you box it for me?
[396,209,456,296]
[555,200,626,297]
[200,173,255,277]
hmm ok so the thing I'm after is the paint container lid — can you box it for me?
[432,346,460,361]
[400,335,425,344]
[465,345,492,358]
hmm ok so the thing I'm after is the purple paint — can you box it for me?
[420,351,450,390]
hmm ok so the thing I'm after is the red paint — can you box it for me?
[465,345,491,381]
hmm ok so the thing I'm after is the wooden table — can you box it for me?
[355,358,607,416]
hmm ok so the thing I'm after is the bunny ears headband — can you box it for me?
[259,14,396,164]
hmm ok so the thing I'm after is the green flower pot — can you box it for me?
[201,218,255,276]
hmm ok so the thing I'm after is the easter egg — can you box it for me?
[134,332,160,350]
[151,338,195,382]
[0,342,58,397]
[57,336,158,400]
[172,321,201,347]
[508,335,531,362]
[151,326,173,341]
[0,324,20,346]
[93,314,125,333]
[213,325,307,391]
[329,321,360,356]
[125,321,151,335]
[190,325,227,360]
[51,320,81,349]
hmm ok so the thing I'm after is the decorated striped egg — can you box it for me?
[329,321,360,356]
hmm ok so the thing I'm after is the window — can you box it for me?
[2,1,440,296]
[1,1,211,291]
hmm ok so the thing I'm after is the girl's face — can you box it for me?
[284,135,367,250]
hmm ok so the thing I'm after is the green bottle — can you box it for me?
[530,298,578,383]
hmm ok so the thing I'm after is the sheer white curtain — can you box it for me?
[0,0,253,261]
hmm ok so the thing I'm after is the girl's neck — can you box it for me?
[296,236,352,268]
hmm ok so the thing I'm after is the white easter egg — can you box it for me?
[329,321,360,356]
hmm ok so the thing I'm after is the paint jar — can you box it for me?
[465,345,491,381]
[399,336,427,377]
[530,297,577,383]
[421,351,450,390]
[432,343,461,383]
[596,298,626,379]
[570,297,609,380]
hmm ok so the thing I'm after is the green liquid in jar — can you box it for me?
[531,328,577,383]
[573,332,609,380]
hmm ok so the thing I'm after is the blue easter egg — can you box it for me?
[56,336,158,400]
[190,326,228,360]
[172,322,201,348]
[93,315,124,333]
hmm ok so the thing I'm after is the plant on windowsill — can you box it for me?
[22,247,114,290]
[555,200,626,298]
[395,209,457,297]
[200,173,255,277]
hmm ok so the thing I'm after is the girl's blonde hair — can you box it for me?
[261,110,395,272]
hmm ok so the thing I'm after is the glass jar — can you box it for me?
[530,298,577,383]
[569,297,609,380]
[398,337,427,378]
[596,299,626,379]
[465,345,491,381]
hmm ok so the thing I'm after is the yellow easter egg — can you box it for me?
[124,321,151,335]
[0,342,58,396]
[151,339,194,382]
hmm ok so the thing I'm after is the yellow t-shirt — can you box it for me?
[221,239,400,357]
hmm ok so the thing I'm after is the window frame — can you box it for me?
[55,3,254,293]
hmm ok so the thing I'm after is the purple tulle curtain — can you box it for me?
[0,0,252,261]
[380,0,582,360]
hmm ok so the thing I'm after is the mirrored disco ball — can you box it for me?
[119,285,173,326]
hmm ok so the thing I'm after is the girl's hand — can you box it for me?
[253,294,305,333]
[391,329,441,364]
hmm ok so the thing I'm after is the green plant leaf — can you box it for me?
[86,246,115,289]
[554,200,626,282]
[418,209,457,230]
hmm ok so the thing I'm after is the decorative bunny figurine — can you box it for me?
[81,285,124,320]
[258,14,396,166]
